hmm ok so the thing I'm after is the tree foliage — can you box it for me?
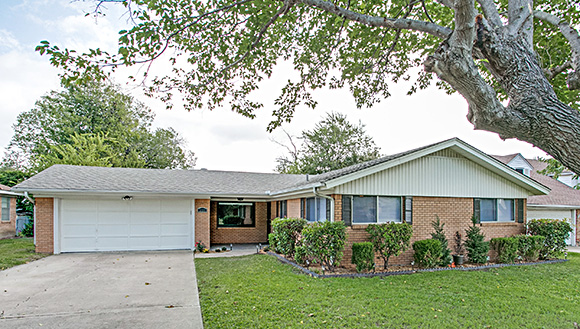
[366,222,413,269]
[275,112,381,174]
[430,216,452,266]
[2,82,195,172]
[36,0,580,174]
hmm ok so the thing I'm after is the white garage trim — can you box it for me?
[59,197,194,252]
[191,198,196,250]
[54,198,60,254]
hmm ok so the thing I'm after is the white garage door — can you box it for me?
[528,208,576,246]
[60,198,192,252]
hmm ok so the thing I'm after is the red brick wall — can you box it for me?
[340,196,526,268]
[195,199,211,247]
[10,198,16,225]
[210,201,269,244]
[35,198,54,253]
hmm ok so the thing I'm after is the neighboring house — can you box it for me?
[495,154,580,246]
[13,138,550,265]
[0,184,19,237]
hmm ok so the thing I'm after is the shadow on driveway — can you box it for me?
[0,251,203,329]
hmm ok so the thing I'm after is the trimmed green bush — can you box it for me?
[430,216,452,266]
[295,221,346,272]
[412,239,442,268]
[515,234,545,262]
[268,233,278,251]
[465,215,489,264]
[490,237,518,263]
[351,242,375,272]
[270,217,307,258]
[527,219,572,259]
[366,223,413,269]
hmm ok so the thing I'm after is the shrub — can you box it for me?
[490,237,519,263]
[465,215,489,264]
[413,239,442,268]
[366,223,413,269]
[295,221,346,272]
[351,242,375,272]
[527,219,572,259]
[270,217,307,258]
[454,231,465,255]
[221,246,228,251]
[430,216,452,266]
[268,233,278,251]
[515,234,545,262]
[19,221,34,237]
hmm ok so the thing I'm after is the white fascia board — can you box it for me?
[527,204,580,209]
[0,191,23,197]
[19,190,271,200]
[324,138,550,196]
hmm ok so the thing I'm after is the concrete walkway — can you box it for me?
[567,246,580,254]
[194,244,264,258]
[0,251,203,329]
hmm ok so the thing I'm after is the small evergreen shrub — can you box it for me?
[19,221,34,237]
[412,239,442,268]
[270,217,307,258]
[490,237,519,263]
[515,234,545,261]
[295,221,347,272]
[351,242,375,272]
[366,223,413,269]
[430,216,452,266]
[465,215,489,264]
[527,219,572,259]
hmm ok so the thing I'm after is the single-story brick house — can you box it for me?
[13,138,550,265]
[0,184,19,237]
[494,154,580,246]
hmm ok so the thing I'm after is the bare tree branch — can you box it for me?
[544,60,572,80]
[297,0,452,39]
[475,0,502,27]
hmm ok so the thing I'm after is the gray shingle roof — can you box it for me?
[493,156,580,206]
[14,165,308,196]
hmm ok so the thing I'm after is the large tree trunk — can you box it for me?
[425,15,580,174]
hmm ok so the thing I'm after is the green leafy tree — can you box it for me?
[538,158,579,189]
[275,112,381,174]
[366,222,413,269]
[430,216,452,266]
[2,82,195,172]
[0,168,29,187]
[37,0,580,175]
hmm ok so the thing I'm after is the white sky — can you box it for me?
[0,0,548,173]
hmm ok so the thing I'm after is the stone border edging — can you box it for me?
[266,251,568,278]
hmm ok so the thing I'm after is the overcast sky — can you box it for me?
[0,0,548,173]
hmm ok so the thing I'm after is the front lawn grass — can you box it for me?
[0,238,47,270]
[196,253,580,328]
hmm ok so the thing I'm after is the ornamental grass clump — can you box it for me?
[464,215,489,264]
[366,223,413,269]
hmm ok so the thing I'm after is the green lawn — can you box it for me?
[0,238,48,270]
[196,253,580,328]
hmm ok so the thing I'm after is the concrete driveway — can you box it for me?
[0,251,203,329]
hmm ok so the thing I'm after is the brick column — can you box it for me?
[35,198,54,253]
[195,199,211,247]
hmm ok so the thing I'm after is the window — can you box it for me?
[352,196,401,224]
[305,197,328,222]
[277,200,287,218]
[515,168,524,174]
[217,202,255,227]
[1,198,9,222]
[474,198,515,222]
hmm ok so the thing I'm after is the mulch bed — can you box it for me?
[265,251,568,278]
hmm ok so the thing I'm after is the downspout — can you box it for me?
[23,192,34,203]
[313,186,334,221]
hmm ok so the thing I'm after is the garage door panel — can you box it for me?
[161,223,189,235]
[60,198,192,252]
[98,224,129,236]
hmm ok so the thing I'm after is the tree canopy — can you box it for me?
[275,112,381,174]
[2,82,195,173]
[36,0,580,173]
